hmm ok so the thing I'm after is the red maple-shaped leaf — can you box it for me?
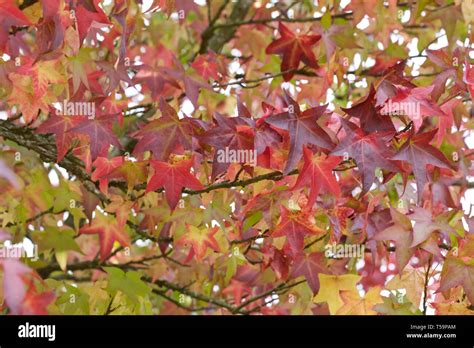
[392,129,453,202]
[0,0,31,51]
[382,85,446,132]
[266,22,321,81]
[133,64,180,99]
[162,57,211,108]
[8,58,66,123]
[367,56,402,76]
[75,0,111,43]
[133,98,193,160]
[292,146,341,207]
[37,113,80,162]
[265,91,334,173]
[146,157,204,210]
[222,279,252,306]
[191,53,221,81]
[373,207,414,272]
[241,99,281,156]
[409,207,454,248]
[375,62,415,105]
[200,99,280,179]
[96,60,134,95]
[438,255,474,304]
[264,246,290,280]
[272,206,325,256]
[200,112,255,179]
[341,84,395,133]
[19,280,56,315]
[79,211,131,262]
[426,48,465,100]
[176,224,220,262]
[69,114,121,160]
[36,0,71,54]
[91,156,124,193]
[291,252,328,293]
[437,98,460,146]
[331,118,397,194]
[464,60,474,99]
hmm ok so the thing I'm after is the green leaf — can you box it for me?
[104,267,151,303]
[242,210,262,232]
[321,11,332,30]
[56,283,90,314]
[32,226,81,253]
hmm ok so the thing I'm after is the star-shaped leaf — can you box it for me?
[266,22,321,81]
[104,267,151,303]
[75,0,111,42]
[191,53,221,81]
[69,114,121,160]
[0,0,31,51]
[292,147,341,207]
[382,86,446,132]
[272,206,325,256]
[374,207,414,272]
[336,287,383,315]
[331,118,397,194]
[410,207,455,247]
[386,266,426,310]
[79,211,130,262]
[19,281,56,315]
[265,91,334,173]
[133,98,193,160]
[37,113,81,162]
[392,129,453,202]
[91,156,124,193]
[134,64,180,99]
[200,112,255,179]
[313,274,361,314]
[439,256,474,305]
[177,224,220,262]
[146,157,204,210]
[341,84,395,133]
[162,57,211,108]
[290,252,328,293]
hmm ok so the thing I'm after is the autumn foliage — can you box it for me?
[0,0,473,316]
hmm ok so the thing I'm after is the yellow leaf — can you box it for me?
[336,287,383,315]
[313,274,361,314]
[461,0,474,24]
[55,250,68,272]
[433,302,474,315]
[386,266,426,310]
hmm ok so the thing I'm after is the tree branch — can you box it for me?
[0,120,107,202]
[199,0,254,54]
